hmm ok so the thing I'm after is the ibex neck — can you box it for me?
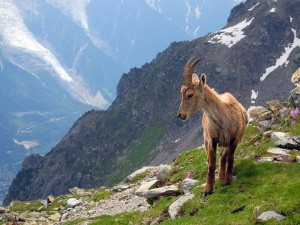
[202,85,225,123]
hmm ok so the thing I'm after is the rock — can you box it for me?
[296,156,300,162]
[292,136,300,144]
[266,100,289,121]
[249,106,274,131]
[168,193,195,220]
[266,147,291,156]
[142,185,181,199]
[112,183,134,192]
[69,187,92,196]
[135,179,158,196]
[271,132,300,150]
[258,157,276,162]
[257,211,285,222]
[290,87,300,108]
[126,166,157,182]
[37,206,46,212]
[156,165,172,181]
[48,212,61,222]
[40,199,48,206]
[47,195,55,204]
[0,207,5,214]
[291,67,300,87]
[182,178,197,194]
[249,106,273,121]
[66,198,82,208]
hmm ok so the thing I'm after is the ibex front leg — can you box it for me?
[203,139,217,196]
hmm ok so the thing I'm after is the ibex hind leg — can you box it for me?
[225,140,238,185]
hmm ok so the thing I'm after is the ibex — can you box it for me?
[177,57,248,196]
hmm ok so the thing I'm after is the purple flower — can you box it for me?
[187,171,197,179]
[291,107,300,120]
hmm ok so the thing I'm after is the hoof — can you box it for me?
[202,191,213,197]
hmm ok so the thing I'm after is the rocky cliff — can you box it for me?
[4,0,300,204]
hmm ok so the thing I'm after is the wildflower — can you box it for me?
[187,171,197,179]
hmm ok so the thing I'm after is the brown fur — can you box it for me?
[177,58,248,195]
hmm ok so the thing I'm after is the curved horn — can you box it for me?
[183,57,202,86]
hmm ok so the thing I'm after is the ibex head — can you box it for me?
[177,57,206,120]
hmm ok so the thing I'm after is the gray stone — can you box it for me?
[271,132,300,150]
[257,211,285,222]
[112,183,133,192]
[69,187,92,196]
[168,193,194,219]
[66,198,82,208]
[126,166,157,182]
[290,87,300,108]
[266,147,291,156]
[142,185,181,199]
[292,136,300,144]
[182,178,198,194]
[258,157,276,162]
[135,179,158,196]
[156,165,172,181]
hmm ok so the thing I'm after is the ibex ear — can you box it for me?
[199,73,206,88]
[192,74,200,86]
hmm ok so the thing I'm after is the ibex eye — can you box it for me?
[187,94,193,99]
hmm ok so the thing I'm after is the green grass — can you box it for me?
[62,118,300,225]
[92,189,111,202]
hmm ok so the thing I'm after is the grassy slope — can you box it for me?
[64,117,300,225]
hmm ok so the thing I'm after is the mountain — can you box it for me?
[4,1,276,205]
[0,0,238,205]
[4,0,300,205]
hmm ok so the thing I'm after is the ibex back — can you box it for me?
[177,57,248,196]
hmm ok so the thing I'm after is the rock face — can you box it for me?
[4,0,300,204]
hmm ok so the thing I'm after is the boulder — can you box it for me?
[48,212,61,222]
[271,132,300,150]
[257,211,285,222]
[126,166,157,182]
[266,147,291,156]
[168,193,195,219]
[156,165,172,181]
[69,187,92,196]
[66,198,82,208]
[248,106,273,131]
[135,179,158,196]
[266,100,289,121]
[182,178,197,194]
[141,185,180,199]
[249,106,273,121]
[290,87,300,108]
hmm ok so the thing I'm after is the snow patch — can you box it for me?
[260,28,300,81]
[248,2,260,11]
[269,8,276,13]
[208,17,254,48]
[175,138,181,143]
[251,90,258,103]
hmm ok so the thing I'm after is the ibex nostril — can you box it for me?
[177,113,181,118]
